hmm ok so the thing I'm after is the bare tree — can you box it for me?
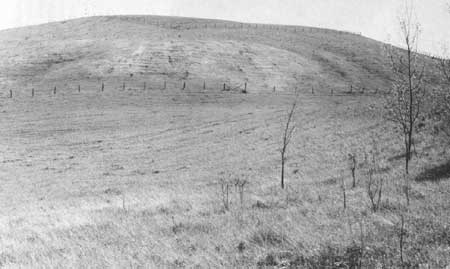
[219,177,231,211]
[385,2,425,175]
[367,168,384,212]
[365,139,384,212]
[280,91,299,189]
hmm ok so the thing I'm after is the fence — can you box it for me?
[3,77,385,100]
[113,16,362,37]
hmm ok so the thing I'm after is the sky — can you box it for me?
[1,0,449,56]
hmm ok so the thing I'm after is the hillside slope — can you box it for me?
[0,15,398,95]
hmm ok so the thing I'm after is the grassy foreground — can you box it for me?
[0,88,448,268]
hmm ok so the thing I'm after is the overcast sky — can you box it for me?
[1,0,449,56]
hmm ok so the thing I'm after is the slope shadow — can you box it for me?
[415,160,450,182]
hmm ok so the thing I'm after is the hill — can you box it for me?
[0,16,448,268]
[0,15,399,95]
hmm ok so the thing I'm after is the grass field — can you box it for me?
[0,16,449,268]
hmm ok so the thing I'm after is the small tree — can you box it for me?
[219,177,231,211]
[280,91,299,189]
[385,2,425,175]
[365,139,384,212]
[367,169,384,212]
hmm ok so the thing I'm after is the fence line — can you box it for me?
[115,16,362,37]
[2,78,385,100]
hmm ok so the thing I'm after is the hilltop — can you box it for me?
[0,15,402,95]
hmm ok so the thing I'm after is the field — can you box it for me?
[0,16,449,268]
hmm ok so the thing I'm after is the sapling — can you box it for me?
[365,139,384,212]
[280,90,299,189]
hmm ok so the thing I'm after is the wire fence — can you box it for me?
[2,77,386,101]
[113,16,363,37]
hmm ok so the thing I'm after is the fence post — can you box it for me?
[54,86,56,95]
[312,86,314,95]
[123,82,125,91]
[102,82,104,92]
[32,88,34,97]
[350,84,353,93]
[244,82,247,92]
[78,85,81,92]
[9,89,12,98]
[273,86,276,92]
[144,82,146,91]
[163,81,166,90]
[223,83,226,91]
[182,81,186,90]
[203,81,206,90]
[331,89,334,95]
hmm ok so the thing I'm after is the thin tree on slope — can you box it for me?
[280,90,299,189]
[385,2,425,176]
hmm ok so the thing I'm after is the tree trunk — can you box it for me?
[342,184,346,210]
[281,154,285,189]
[352,168,356,188]
[406,134,412,175]
[404,134,410,175]
[400,215,404,267]
[406,43,413,176]
[405,152,409,175]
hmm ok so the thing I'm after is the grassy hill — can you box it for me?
[0,15,398,95]
[0,16,448,268]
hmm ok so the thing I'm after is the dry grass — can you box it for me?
[0,16,448,268]
[0,89,448,268]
